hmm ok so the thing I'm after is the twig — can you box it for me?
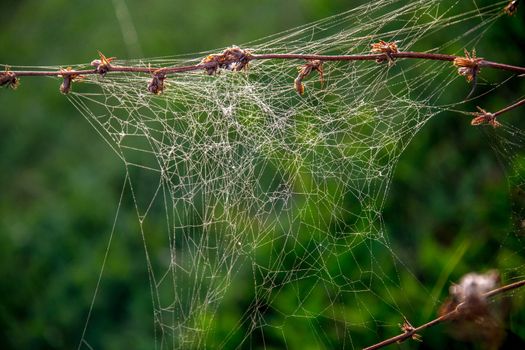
[492,98,525,118]
[470,97,525,127]
[3,50,525,80]
[484,279,525,298]
[363,279,525,350]
[2,45,524,124]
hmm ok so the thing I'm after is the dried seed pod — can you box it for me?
[294,76,305,95]
[147,71,166,95]
[58,67,84,94]
[60,76,72,94]
[294,60,323,95]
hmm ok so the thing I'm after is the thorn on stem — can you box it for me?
[294,60,324,95]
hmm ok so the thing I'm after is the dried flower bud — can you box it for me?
[294,76,305,95]
[504,0,520,15]
[453,49,482,82]
[469,106,501,128]
[294,60,323,95]
[92,51,115,76]
[371,40,399,65]
[58,67,83,94]
[201,46,253,75]
[201,55,219,75]
[60,76,72,94]
[399,318,422,343]
[0,70,19,89]
[147,71,166,95]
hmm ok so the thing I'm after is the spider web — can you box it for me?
[29,0,517,348]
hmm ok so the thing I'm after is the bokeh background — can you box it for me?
[1,0,524,349]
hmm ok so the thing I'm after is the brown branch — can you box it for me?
[363,314,452,350]
[252,51,456,62]
[363,278,525,350]
[481,60,525,74]
[493,97,525,117]
[3,50,525,80]
[484,279,525,298]
[2,45,524,124]
[470,97,525,127]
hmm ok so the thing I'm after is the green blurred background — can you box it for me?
[1,0,525,349]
